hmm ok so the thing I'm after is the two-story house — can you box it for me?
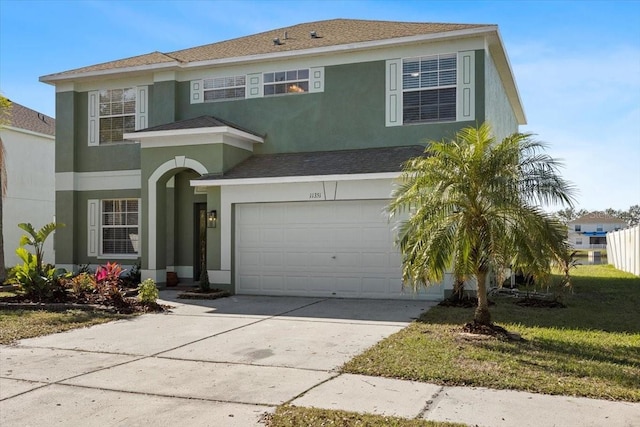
[40,19,525,300]
[1,101,56,268]
[568,212,627,250]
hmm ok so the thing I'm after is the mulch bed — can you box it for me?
[439,297,495,308]
[461,320,524,341]
[0,294,169,314]
[177,289,231,300]
[515,297,566,308]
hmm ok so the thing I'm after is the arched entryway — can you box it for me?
[143,156,208,283]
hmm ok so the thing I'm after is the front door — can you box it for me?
[194,203,207,282]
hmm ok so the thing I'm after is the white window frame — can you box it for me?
[88,198,140,258]
[402,53,457,124]
[88,86,148,146]
[202,75,246,102]
[263,69,310,96]
[386,51,474,127]
[576,238,583,245]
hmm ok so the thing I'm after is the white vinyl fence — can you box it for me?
[607,225,640,276]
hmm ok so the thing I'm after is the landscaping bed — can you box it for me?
[265,406,464,427]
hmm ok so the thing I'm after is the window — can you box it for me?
[88,86,147,146]
[101,199,139,255]
[576,238,582,245]
[264,69,309,96]
[99,88,136,143]
[402,53,457,123]
[203,75,246,101]
[596,224,603,232]
[574,225,581,232]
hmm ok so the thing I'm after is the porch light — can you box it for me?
[207,210,217,228]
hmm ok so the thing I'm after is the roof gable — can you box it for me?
[3,101,55,136]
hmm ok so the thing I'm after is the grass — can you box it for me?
[266,406,464,427]
[0,309,130,344]
[343,264,640,402]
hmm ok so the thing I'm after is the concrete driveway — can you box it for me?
[0,293,434,426]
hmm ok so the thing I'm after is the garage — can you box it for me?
[235,199,443,300]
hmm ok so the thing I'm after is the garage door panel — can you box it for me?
[236,200,442,300]
[262,275,286,292]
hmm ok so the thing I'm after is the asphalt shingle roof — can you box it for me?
[44,19,489,79]
[569,213,627,224]
[3,101,55,136]
[200,145,426,180]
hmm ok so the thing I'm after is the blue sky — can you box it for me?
[1,0,638,211]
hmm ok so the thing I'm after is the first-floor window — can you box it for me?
[575,238,582,245]
[101,199,139,255]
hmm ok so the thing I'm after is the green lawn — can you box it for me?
[343,264,640,402]
[266,406,464,427]
[0,309,129,344]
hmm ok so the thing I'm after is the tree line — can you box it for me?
[553,205,640,226]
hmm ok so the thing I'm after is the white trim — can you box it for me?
[385,59,402,127]
[147,157,208,270]
[154,71,177,82]
[3,126,55,140]
[309,66,324,93]
[55,82,75,92]
[457,50,476,121]
[209,270,231,284]
[55,170,141,191]
[192,171,400,187]
[126,126,264,143]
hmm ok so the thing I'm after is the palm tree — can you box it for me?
[0,96,11,284]
[389,123,574,326]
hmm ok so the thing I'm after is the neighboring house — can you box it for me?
[568,212,627,250]
[40,19,525,300]
[0,102,56,267]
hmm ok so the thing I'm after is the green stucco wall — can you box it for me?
[484,50,518,140]
[174,58,482,154]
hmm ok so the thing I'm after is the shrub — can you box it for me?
[137,278,159,304]
[94,262,124,305]
[69,272,96,296]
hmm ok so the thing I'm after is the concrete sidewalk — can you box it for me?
[1,294,638,426]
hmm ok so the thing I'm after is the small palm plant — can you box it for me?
[389,123,574,326]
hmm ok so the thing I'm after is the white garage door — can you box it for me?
[235,200,443,300]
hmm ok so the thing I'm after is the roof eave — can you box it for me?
[38,26,496,84]
[124,126,264,144]
[39,61,181,85]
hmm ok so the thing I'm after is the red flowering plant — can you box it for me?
[94,262,125,305]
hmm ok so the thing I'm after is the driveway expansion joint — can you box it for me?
[416,385,445,419]
[282,372,342,406]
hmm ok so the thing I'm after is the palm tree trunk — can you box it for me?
[0,175,5,283]
[474,269,491,325]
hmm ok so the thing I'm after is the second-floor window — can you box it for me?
[402,53,457,124]
[203,75,246,101]
[575,225,581,232]
[88,86,147,146]
[264,69,309,95]
[596,224,603,232]
[99,88,136,143]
